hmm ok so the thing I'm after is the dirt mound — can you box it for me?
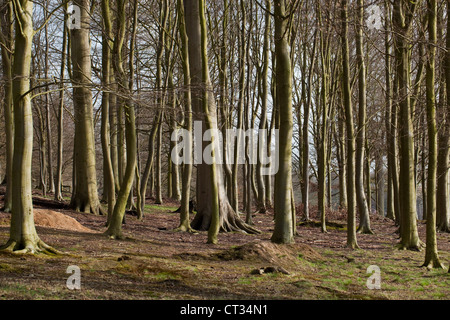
[33,209,95,233]
[214,240,322,272]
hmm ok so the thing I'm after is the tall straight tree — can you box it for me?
[0,0,14,213]
[174,0,195,233]
[422,0,444,269]
[271,0,295,244]
[231,0,247,213]
[255,0,271,214]
[54,0,69,201]
[100,0,115,219]
[105,0,138,239]
[437,0,450,232]
[43,0,54,194]
[384,0,397,221]
[0,0,56,254]
[316,2,332,233]
[70,0,104,215]
[341,0,359,249]
[185,0,259,240]
[139,0,168,209]
[392,0,422,250]
[355,0,373,234]
[301,27,317,222]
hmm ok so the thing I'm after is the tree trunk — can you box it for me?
[0,0,56,254]
[341,0,359,249]
[185,0,259,241]
[0,0,14,212]
[437,0,450,233]
[316,3,330,233]
[337,103,347,210]
[355,0,373,235]
[105,0,138,239]
[256,0,271,214]
[271,0,295,244]
[54,1,69,202]
[174,0,195,233]
[422,0,444,268]
[231,0,247,213]
[70,0,104,215]
[155,121,163,204]
[101,0,116,219]
[384,0,395,220]
[375,153,385,216]
[393,0,422,250]
[44,4,54,194]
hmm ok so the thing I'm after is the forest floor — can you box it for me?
[0,187,449,301]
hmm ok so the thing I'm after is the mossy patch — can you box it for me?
[298,220,346,230]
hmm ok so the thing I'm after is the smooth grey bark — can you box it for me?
[393,0,422,250]
[271,0,295,244]
[341,0,359,249]
[70,0,104,215]
[185,0,259,239]
[355,0,373,234]
[0,0,14,212]
[1,0,56,254]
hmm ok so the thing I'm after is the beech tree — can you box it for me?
[271,0,296,244]
[0,0,56,254]
[105,0,138,239]
[185,0,259,243]
[355,0,373,235]
[70,0,104,215]
[341,0,359,249]
[422,0,444,269]
[0,0,13,213]
[392,0,422,251]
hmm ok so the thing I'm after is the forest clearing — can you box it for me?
[0,187,448,300]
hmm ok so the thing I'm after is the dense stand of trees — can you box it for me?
[0,0,448,269]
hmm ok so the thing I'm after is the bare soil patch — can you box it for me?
[32,209,96,233]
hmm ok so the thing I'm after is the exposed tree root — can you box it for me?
[0,238,61,255]
[173,224,199,234]
[71,198,106,216]
[346,244,360,250]
[191,200,261,235]
[396,240,425,252]
[357,226,374,235]
[103,230,126,240]
[421,257,445,270]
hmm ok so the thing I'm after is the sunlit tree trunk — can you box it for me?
[54,1,69,202]
[256,0,271,214]
[231,0,247,213]
[174,0,195,233]
[0,0,56,254]
[271,0,295,244]
[341,0,359,249]
[422,0,444,268]
[105,0,138,239]
[70,0,104,215]
[101,0,116,219]
[384,0,395,221]
[43,1,54,194]
[186,0,259,240]
[393,0,422,250]
[0,0,14,212]
[437,0,450,233]
[355,0,373,234]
